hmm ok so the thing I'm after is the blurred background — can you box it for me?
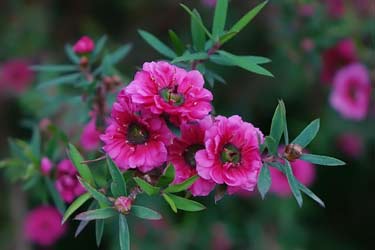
[0,0,374,249]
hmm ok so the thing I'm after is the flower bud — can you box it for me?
[40,157,53,176]
[114,196,132,214]
[73,36,95,54]
[284,144,303,161]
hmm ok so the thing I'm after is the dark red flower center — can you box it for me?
[220,143,241,164]
[183,144,204,168]
[160,86,184,106]
[127,122,149,145]
[346,80,358,102]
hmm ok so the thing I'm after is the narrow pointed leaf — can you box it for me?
[219,31,238,44]
[131,205,162,220]
[68,144,95,185]
[63,192,91,223]
[31,65,78,72]
[168,30,185,55]
[191,9,206,50]
[37,73,81,89]
[91,35,108,62]
[119,215,130,250]
[270,103,284,145]
[133,177,160,196]
[279,100,289,145]
[257,164,271,199]
[44,177,66,214]
[298,181,325,207]
[264,136,277,155]
[300,154,345,166]
[172,52,208,63]
[65,44,80,64]
[162,193,177,213]
[75,208,117,221]
[107,157,127,197]
[284,161,303,207]
[157,163,175,187]
[164,175,198,193]
[78,177,111,206]
[212,0,228,38]
[168,193,206,212]
[180,4,213,39]
[75,201,96,237]
[95,219,104,247]
[30,126,41,158]
[138,30,176,59]
[292,119,320,148]
[108,44,132,65]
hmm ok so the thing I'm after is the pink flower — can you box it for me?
[196,115,263,192]
[337,133,364,158]
[330,63,371,120]
[73,36,95,54]
[321,39,357,84]
[80,113,101,151]
[0,59,34,93]
[55,159,85,203]
[168,117,215,196]
[126,61,213,125]
[325,0,345,18]
[269,158,316,197]
[114,196,133,214]
[301,38,315,52]
[24,206,66,246]
[40,157,53,176]
[100,90,172,173]
[298,4,315,17]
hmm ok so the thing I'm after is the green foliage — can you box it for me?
[107,157,127,197]
[133,177,160,196]
[300,154,345,166]
[119,215,130,250]
[157,163,175,187]
[257,164,271,199]
[270,102,285,146]
[68,144,95,186]
[162,193,177,213]
[212,0,228,38]
[168,193,206,212]
[292,119,320,148]
[284,161,303,207]
[138,30,176,59]
[75,207,117,221]
[95,219,105,247]
[63,192,91,223]
[163,175,198,193]
[44,176,66,214]
[131,205,162,220]
[78,177,111,206]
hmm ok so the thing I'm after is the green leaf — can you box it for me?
[257,164,271,199]
[212,0,228,38]
[164,175,198,193]
[75,201,96,237]
[298,181,325,208]
[131,205,162,220]
[172,52,208,63]
[226,1,268,43]
[270,103,284,146]
[78,177,111,206]
[180,4,213,39]
[95,219,104,247]
[138,30,176,59]
[63,192,91,223]
[44,177,66,214]
[107,157,127,197]
[292,119,320,148]
[264,136,277,155]
[219,31,238,44]
[168,30,185,55]
[65,44,80,64]
[133,177,160,196]
[68,144,95,186]
[108,44,132,65]
[75,207,117,221]
[168,193,206,212]
[279,100,289,145]
[216,51,273,77]
[191,9,206,51]
[31,65,78,72]
[157,163,175,187]
[91,35,108,62]
[30,126,41,159]
[37,73,81,89]
[119,215,130,250]
[162,193,177,213]
[300,154,345,166]
[284,161,303,207]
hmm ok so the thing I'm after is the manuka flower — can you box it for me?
[0,58,34,93]
[126,61,213,125]
[168,117,215,196]
[196,115,263,192]
[100,90,172,172]
[73,36,95,54]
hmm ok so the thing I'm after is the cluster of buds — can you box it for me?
[102,75,122,92]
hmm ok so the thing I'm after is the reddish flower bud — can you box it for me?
[284,144,303,161]
[114,196,133,214]
[73,36,95,54]
[40,157,53,176]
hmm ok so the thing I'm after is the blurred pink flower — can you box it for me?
[196,115,263,193]
[298,4,315,17]
[24,206,66,246]
[40,157,53,176]
[126,61,213,125]
[321,39,357,84]
[168,117,215,196]
[337,133,364,158]
[0,58,34,93]
[73,36,95,54]
[80,113,100,151]
[202,0,217,7]
[270,158,316,197]
[325,0,345,18]
[301,38,315,52]
[330,63,371,120]
[101,90,172,173]
[55,159,85,203]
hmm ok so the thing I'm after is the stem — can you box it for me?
[191,42,221,70]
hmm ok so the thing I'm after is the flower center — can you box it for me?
[183,144,204,168]
[127,122,149,145]
[220,143,241,164]
[160,86,184,106]
[347,80,358,101]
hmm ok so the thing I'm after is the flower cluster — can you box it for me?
[101,61,264,196]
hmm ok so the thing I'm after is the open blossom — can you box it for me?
[337,133,364,158]
[168,117,215,196]
[0,58,34,93]
[55,159,85,203]
[101,90,172,173]
[330,63,371,120]
[40,157,53,176]
[126,61,213,125]
[73,36,95,54]
[24,206,66,246]
[196,115,263,192]
[80,113,101,151]
[321,39,357,84]
[270,157,316,197]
